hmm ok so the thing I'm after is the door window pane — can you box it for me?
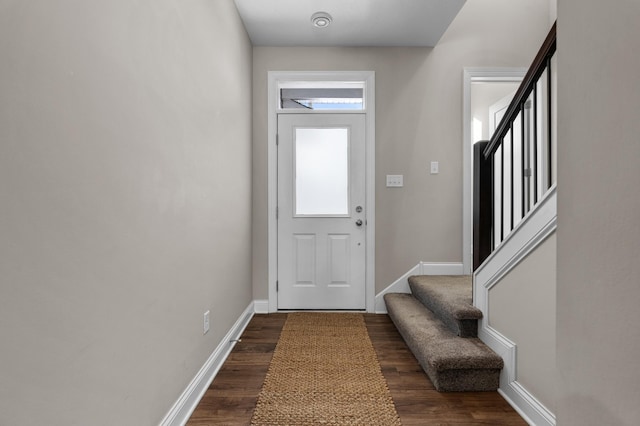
[295,128,349,215]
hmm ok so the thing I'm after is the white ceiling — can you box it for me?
[233,0,467,47]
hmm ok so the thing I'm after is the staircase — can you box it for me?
[384,275,503,392]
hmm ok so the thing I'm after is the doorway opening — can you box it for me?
[462,69,526,274]
[267,71,375,312]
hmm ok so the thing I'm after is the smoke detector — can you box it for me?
[311,12,332,29]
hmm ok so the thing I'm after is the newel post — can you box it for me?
[473,141,493,270]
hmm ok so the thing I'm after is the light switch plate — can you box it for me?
[386,175,403,187]
[430,161,439,174]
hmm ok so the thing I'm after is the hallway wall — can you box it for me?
[0,1,253,424]
[489,233,557,413]
[557,1,640,424]
[251,0,552,298]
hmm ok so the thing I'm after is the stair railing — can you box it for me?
[473,22,557,270]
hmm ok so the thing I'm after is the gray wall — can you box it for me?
[0,1,253,424]
[489,233,557,413]
[252,0,551,298]
[557,1,640,424]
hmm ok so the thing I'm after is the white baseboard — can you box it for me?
[374,262,464,313]
[500,381,556,426]
[420,262,465,275]
[159,302,255,426]
[253,299,269,314]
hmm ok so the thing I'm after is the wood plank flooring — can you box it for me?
[187,313,527,425]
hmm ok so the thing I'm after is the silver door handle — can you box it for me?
[355,219,363,227]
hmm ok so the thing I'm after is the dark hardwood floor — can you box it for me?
[187,313,527,425]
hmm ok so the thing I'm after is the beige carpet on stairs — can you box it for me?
[250,312,401,426]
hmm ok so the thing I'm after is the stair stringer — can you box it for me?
[474,186,557,426]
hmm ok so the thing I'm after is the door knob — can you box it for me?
[355,219,363,227]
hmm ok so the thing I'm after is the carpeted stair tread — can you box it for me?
[384,292,502,392]
[408,275,481,337]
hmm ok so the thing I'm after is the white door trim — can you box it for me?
[462,68,527,274]
[267,71,376,312]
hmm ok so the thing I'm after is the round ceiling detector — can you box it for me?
[311,12,332,28]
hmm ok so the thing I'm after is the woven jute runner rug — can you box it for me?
[250,312,401,425]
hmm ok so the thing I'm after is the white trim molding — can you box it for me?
[462,68,528,275]
[159,302,255,426]
[374,262,464,313]
[500,381,556,426]
[420,262,464,276]
[267,71,376,313]
[474,186,557,426]
[253,300,269,314]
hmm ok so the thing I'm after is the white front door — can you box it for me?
[277,114,366,310]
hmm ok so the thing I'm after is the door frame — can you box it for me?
[462,68,526,274]
[267,71,376,312]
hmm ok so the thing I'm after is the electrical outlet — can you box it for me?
[203,310,210,335]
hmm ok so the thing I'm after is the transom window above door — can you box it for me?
[279,82,365,111]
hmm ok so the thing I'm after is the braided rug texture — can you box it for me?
[250,312,401,425]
